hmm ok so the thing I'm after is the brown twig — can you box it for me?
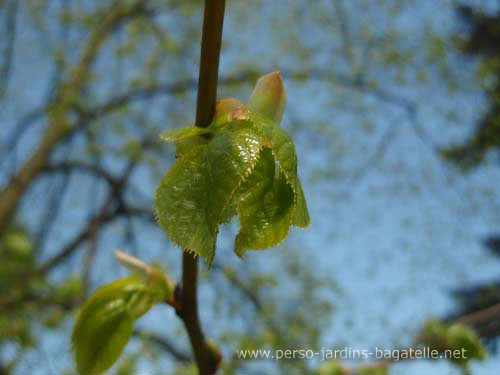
[176,1,226,375]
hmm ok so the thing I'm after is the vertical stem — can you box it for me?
[180,1,225,375]
[195,0,226,129]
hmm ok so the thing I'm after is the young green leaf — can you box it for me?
[154,72,310,264]
[292,178,310,227]
[235,148,295,256]
[155,120,265,264]
[250,111,310,228]
[160,126,211,159]
[159,126,211,142]
[72,277,159,375]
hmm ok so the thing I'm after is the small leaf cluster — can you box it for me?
[154,72,310,264]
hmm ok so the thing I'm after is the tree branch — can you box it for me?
[177,1,225,375]
[0,0,148,232]
[453,301,500,328]
[42,161,120,188]
[0,0,17,99]
[133,330,192,363]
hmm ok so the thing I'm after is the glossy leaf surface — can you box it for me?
[155,73,310,264]
[235,148,295,256]
[155,120,265,263]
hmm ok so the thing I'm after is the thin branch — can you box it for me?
[0,0,17,99]
[84,72,257,120]
[42,161,120,188]
[453,301,500,328]
[133,330,192,363]
[0,200,150,312]
[348,113,402,181]
[0,107,44,176]
[333,0,356,69]
[82,223,99,299]
[0,0,148,232]
[0,155,144,311]
[177,1,225,375]
[34,169,72,255]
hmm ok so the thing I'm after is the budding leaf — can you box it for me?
[72,277,159,375]
[248,71,286,124]
[155,72,310,264]
[214,98,245,121]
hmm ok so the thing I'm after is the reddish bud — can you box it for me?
[213,98,245,121]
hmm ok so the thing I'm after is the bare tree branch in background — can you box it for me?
[0,0,17,100]
[0,0,149,231]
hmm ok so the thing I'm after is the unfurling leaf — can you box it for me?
[248,71,286,124]
[72,277,161,375]
[155,72,310,264]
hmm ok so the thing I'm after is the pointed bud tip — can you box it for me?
[248,71,286,124]
[114,249,148,276]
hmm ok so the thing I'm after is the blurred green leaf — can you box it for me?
[446,323,486,366]
[318,360,344,375]
[53,275,84,304]
[418,320,486,368]
[419,320,449,352]
[72,276,160,375]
